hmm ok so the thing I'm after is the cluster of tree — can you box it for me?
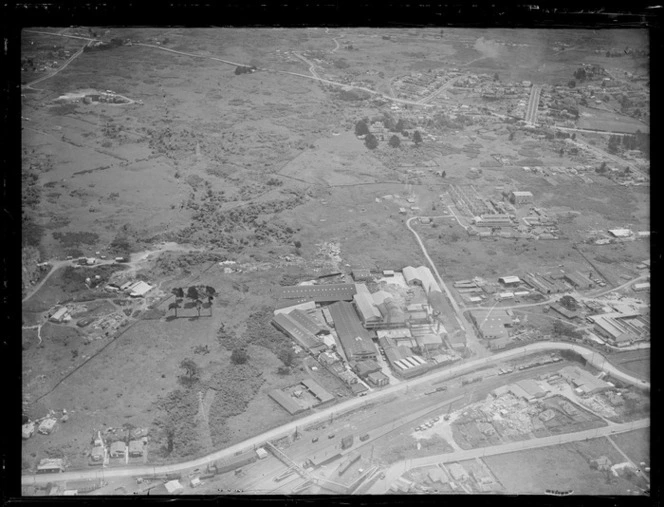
[169,285,216,318]
[619,131,649,155]
[234,65,257,75]
[552,321,585,341]
[52,231,99,247]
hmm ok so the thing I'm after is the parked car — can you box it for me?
[328,434,335,439]
[312,437,319,443]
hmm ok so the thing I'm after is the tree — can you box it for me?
[413,131,423,146]
[608,135,621,154]
[508,131,515,141]
[277,347,296,367]
[493,72,499,81]
[571,133,576,140]
[294,240,302,249]
[596,161,608,174]
[179,358,199,381]
[394,119,405,132]
[168,300,181,318]
[205,286,216,297]
[568,79,576,88]
[559,148,564,157]
[231,348,249,365]
[573,67,587,81]
[187,286,199,301]
[172,287,184,299]
[195,299,203,317]
[364,133,378,150]
[442,170,446,178]
[355,119,369,136]
[388,135,401,148]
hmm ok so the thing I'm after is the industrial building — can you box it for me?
[473,214,513,227]
[353,284,382,325]
[498,276,521,287]
[509,190,534,205]
[370,291,406,327]
[471,309,513,341]
[559,366,611,395]
[403,266,441,294]
[273,299,315,315]
[549,303,580,320]
[562,271,593,290]
[276,283,357,303]
[350,359,382,378]
[49,307,70,323]
[587,311,649,347]
[367,371,389,386]
[328,302,377,361]
[413,334,444,354]
[608,228,632,238]
[271,312,328,354]
[287,309,328,335]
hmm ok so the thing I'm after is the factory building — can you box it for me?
[328,302,377,361]
[509,190,534,205]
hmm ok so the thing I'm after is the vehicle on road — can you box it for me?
[328,434,335,439]
[312,437,319,443]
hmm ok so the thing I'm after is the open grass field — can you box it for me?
[608,349,650,380]
[484,441,640,495]
[610,428,650,466]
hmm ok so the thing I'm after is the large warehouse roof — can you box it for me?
[328,302,376,359]
[276,283,357,302]
[353,284,382,323]
[272,313,326,352]
[288,309,327,335]
[403,266,441,294]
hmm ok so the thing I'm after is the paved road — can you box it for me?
[369,417,650,493]
[417,76,463,105]
[21,340,649,486]
[524,85,541,125]
[406,216,487,357]
[23,29,99,42]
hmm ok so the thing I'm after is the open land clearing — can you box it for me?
[21,27,648,495]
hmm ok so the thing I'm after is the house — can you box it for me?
[110,441,126,458]
[22,422,35,439]
[350,382,369,395]
[403,266,440,294]
[90,446,104,463]
[447,463,469,481]
[37,458,65,474]
[128,440,143,457]
[633,282,650,292]
[367,371,389,386]
[383,270,395,277]
[301,378,335,404]
[38,418,57,435]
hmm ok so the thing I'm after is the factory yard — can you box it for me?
[20,26,648,497]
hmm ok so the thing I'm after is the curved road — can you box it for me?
[24,40,91,90]
[369,417,650,493]
[21,340,649,486]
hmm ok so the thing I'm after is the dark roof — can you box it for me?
[350,382,369,394]
[329,302,376,359]
[272,314,327,352]
[274,298,312,310]
[351,359,382,377]
[276,283,357,303]
[301,378,335,403]
[288,309,326,335]
[368,371,389,382]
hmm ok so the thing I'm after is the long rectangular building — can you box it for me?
[353,284,382,325]
[272,313,327,354]
[276,283,357,303]
[328,302,377,361]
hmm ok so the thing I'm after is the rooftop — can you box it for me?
[276,283,357,303]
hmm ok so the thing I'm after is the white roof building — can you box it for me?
[164,480,184,494]
[129,281,153,297]
[608,229,632,238]
[498,276,521,285]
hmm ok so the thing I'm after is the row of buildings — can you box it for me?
[271,267,462,391]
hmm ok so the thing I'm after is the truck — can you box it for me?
[115,256,128,263]
[341,435,354,450]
